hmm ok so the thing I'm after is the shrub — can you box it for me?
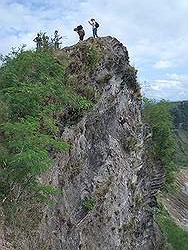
[143,98,177,188]
[0,47,93,205]
[82,196,96,211]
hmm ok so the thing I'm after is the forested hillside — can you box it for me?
[171,101,188,168]
[157,100,188,250]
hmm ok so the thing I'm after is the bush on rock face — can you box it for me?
[0,47,93,205]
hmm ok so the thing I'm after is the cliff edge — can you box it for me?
[1,37,164,250]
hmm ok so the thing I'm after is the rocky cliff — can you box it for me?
[1,37,164,250]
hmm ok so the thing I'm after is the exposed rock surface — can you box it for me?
[1,37,164,249]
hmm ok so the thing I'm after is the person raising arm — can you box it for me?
[88,18,99,38]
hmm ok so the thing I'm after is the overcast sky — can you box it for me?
[0,0,188,101]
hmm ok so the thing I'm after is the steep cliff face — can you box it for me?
[1,37,163,250]
[36,37,162,250]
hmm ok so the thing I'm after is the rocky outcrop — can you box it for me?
[1,37,164,249]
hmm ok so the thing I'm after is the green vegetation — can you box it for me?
[171,101,188,168]
[127,65,137,75]
[144,99,188,249]
[82,196,96,211]
[0,47,93,207]
[174,129,188,168]
[171,101,188,131]
[83,42,102,72]
[143,98,177,188]
[156,206,188,250]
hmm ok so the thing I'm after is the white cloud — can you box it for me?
[142,73,188,101]
[166,73,181,81]
[153,60,174,69]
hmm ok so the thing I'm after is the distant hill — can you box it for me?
[158,101,188,249]
[171,101,188,131]
[171,101,188,168]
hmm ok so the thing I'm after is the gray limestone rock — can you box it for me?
[35,37,163,250]
[1,37,164,250]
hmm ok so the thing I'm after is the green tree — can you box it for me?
[0,47,93,206]
[143,98,177,188]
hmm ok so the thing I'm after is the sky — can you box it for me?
[0,0,188,101]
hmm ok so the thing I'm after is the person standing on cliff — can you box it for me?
[42,32,50,50]
[74,25,85,41]
[88,18,99,38]
[52,30,62,50]
[33,33,42,51]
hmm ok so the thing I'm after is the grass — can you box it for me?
[156,208,188,250]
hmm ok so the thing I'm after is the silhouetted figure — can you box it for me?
[74,25,85,41]
[42,32,50,50]
[33,33,42,50]
[52,30,62,50]
[88,18,99,38]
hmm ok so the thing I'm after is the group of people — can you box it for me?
[74,18,99,41]
[33,18,99,50]
[33,30,62,51]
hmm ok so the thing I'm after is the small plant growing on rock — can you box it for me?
[127,65,137,75]
[85,44,102,71]
[82,196,96,211]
